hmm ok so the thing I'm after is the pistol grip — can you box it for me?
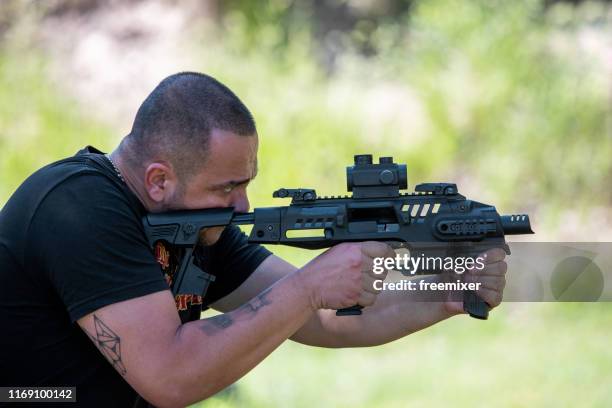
[463,290,489,320]
[173,247,215,297]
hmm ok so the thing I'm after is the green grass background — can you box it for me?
[1,0,610,406]
[200,303,612,408]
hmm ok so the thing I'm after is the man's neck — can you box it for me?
[107,150,158,212]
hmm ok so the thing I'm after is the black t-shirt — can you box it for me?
[0,146,271,407]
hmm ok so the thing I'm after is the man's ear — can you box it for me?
[143,162,179,203]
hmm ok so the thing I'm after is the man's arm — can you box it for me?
[211,249,507,348]
[78,242,388,408]
[79,271,312,408]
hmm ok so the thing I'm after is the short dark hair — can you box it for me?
[121,72,256,180]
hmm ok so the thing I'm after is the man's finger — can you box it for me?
[481,248,506,264]
[361,254,374,273]
[357,291,377,307]
[360,241,395,260]
[362,273,384,294]
[476,287,503,308]
[465,274,506,292]
[367,266,388,280]
[468,261,507,277]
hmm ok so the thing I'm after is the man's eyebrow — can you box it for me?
[211,165,258,189]
[211,178,250,189]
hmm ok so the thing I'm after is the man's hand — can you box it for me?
[297,242,395,311]
[444,248,508,315]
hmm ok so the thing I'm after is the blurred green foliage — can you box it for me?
[204,0,611,224]
[0,50,112,201]
[197,303,612,408]
[0,0,611,406]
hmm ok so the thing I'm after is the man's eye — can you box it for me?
[223,185,233,193]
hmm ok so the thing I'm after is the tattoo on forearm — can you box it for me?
[85,314,127,376]
[199,314,234,335]
[245,290,272,312]
[198,289,273,335]
[211,314,234,329]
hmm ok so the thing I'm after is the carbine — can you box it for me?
[143,154,533,320]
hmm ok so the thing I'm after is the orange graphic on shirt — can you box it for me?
[155,242,170,269]
[175,294,203,311]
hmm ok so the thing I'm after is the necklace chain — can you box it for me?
[105,154,125,183]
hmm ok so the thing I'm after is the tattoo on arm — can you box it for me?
[85,314,127,376]
[245,289,272,312]
[198,289,273,335]
[198,314,234,335]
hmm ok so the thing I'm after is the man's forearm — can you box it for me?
[292,276,456,348]
[167,270,315,406]
[235,256,455,349]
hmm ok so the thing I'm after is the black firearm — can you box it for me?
[142,154,533,320]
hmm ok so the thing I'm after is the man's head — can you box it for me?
[118,72,258,213]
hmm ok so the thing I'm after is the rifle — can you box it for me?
[142,154,533,320]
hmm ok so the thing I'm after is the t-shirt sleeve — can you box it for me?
[28,173,168,322]
[196,225,272,307]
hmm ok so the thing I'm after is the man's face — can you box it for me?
[176,129,258,213]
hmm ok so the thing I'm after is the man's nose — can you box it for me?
[231,191,250,213]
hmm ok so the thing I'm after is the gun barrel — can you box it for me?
[500,214,534,235]
[232,212,255,225]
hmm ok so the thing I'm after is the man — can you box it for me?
[0,72,507,407]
